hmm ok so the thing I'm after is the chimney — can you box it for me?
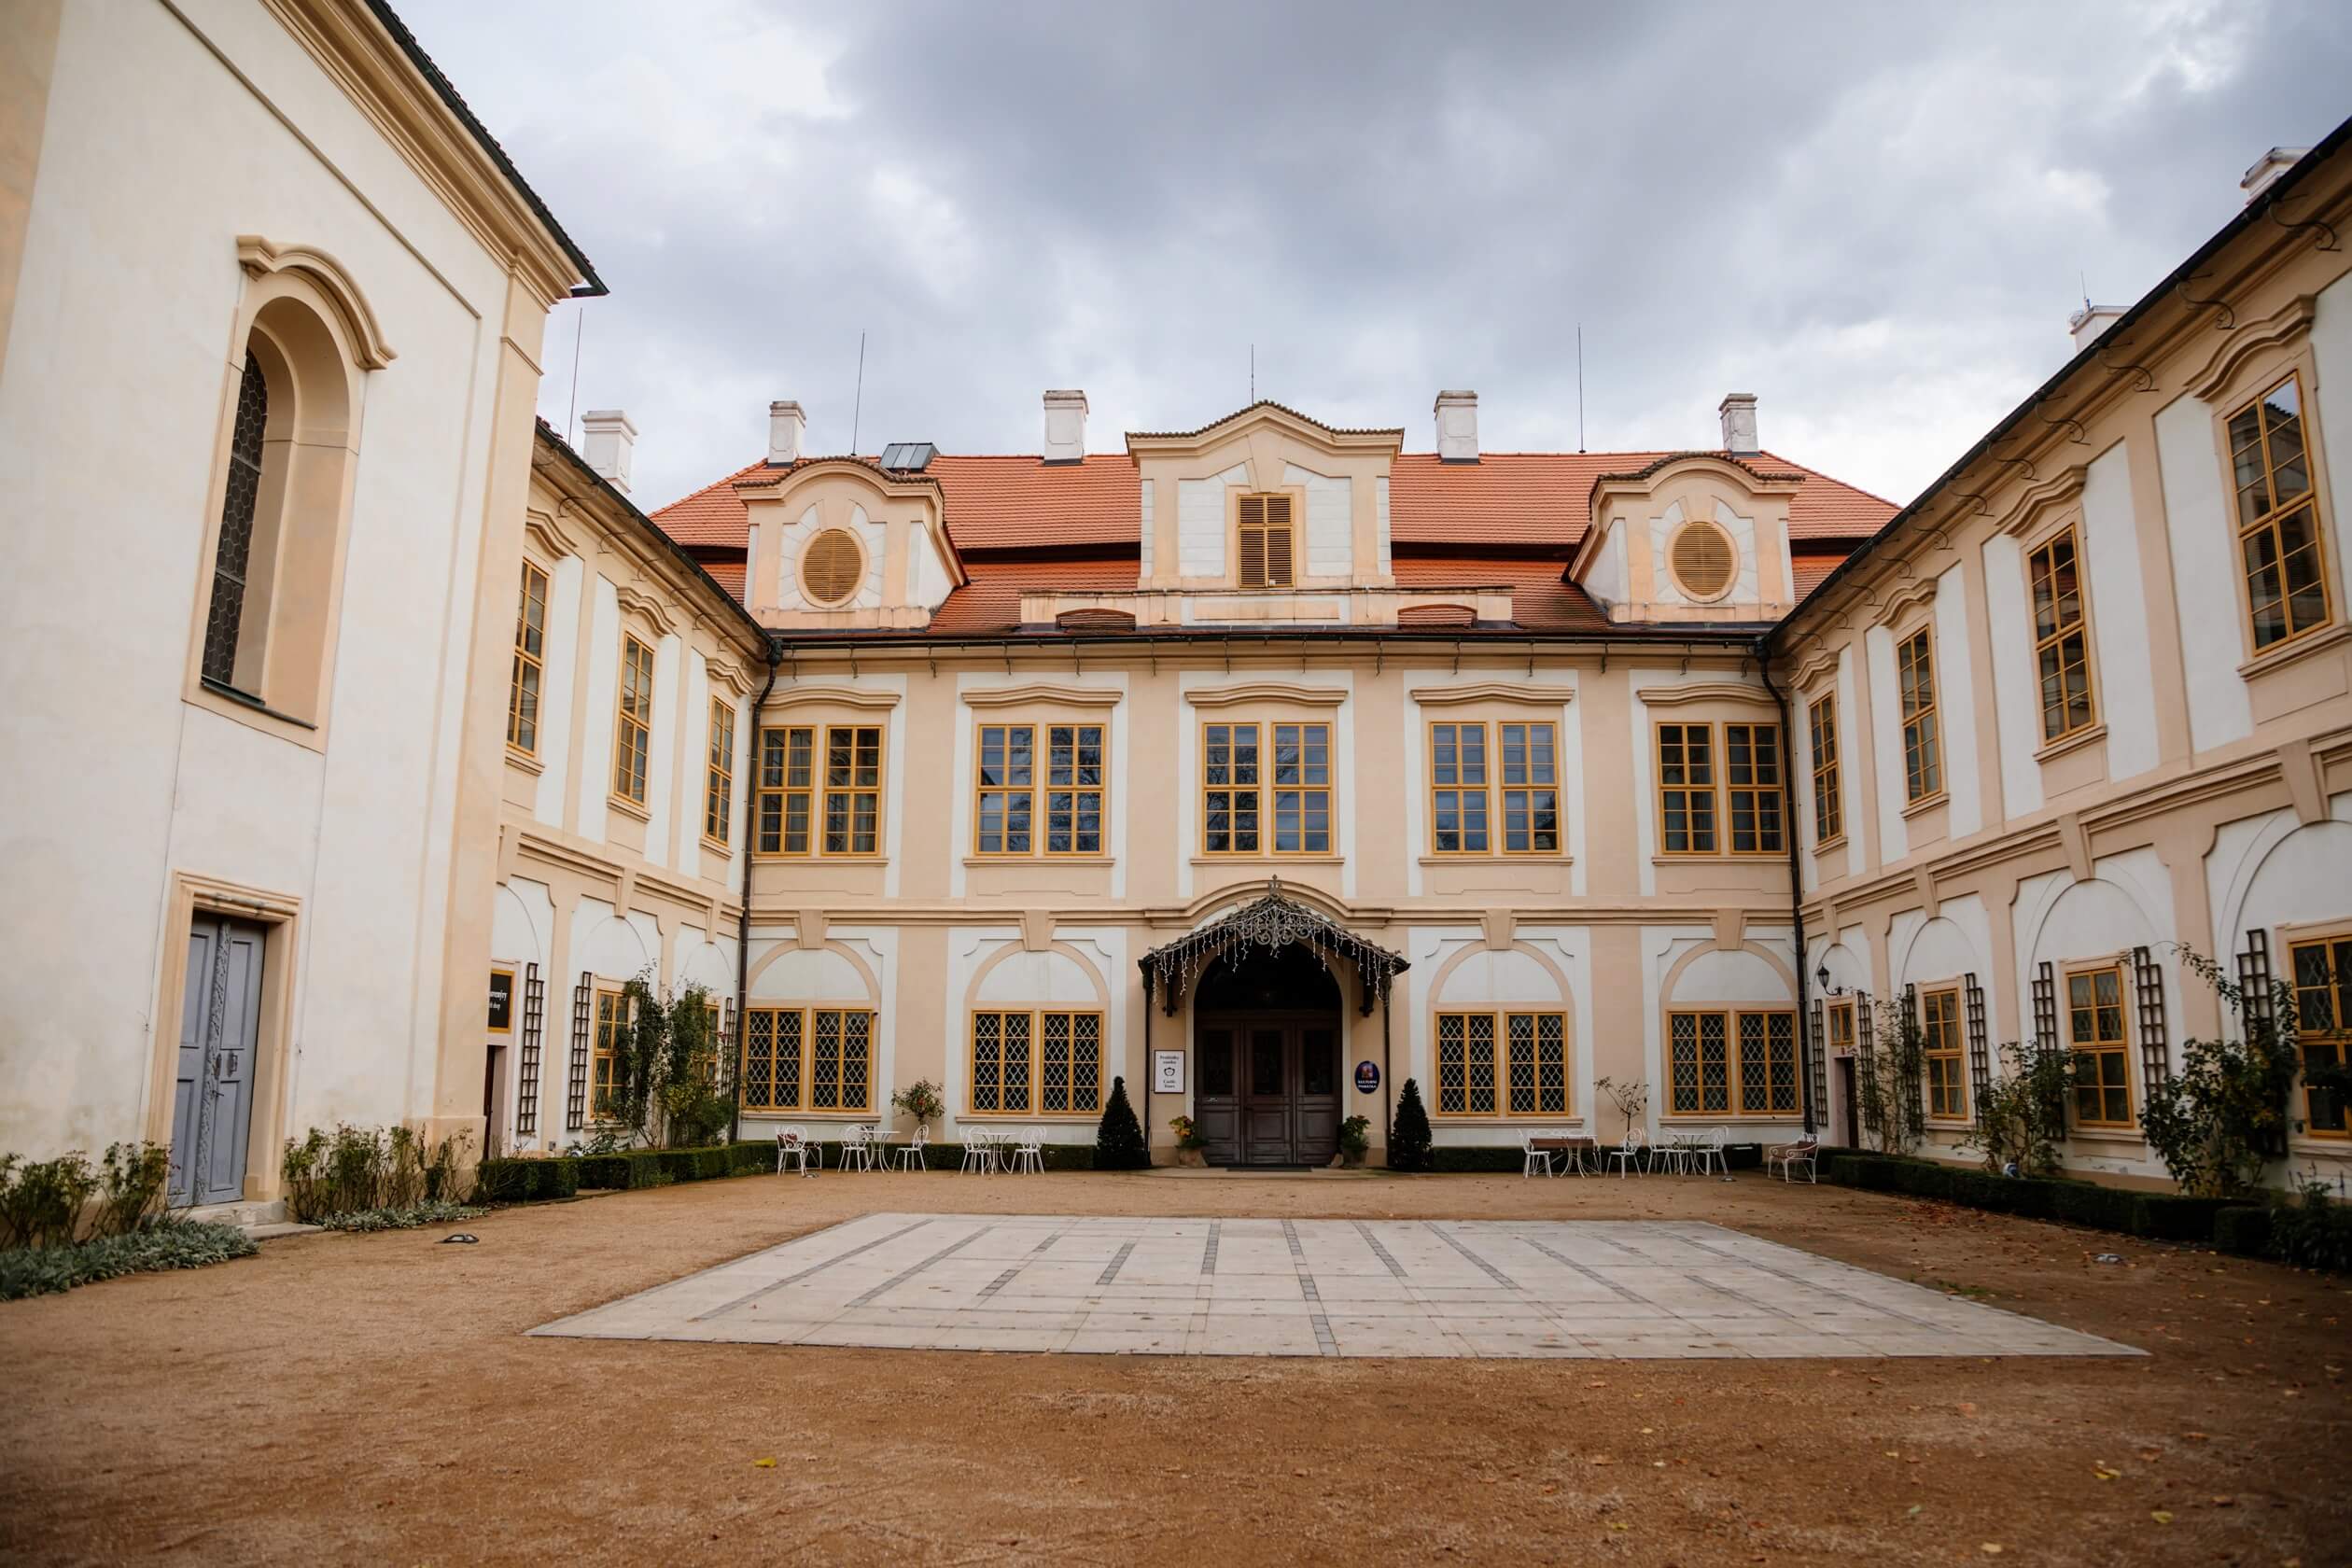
[580,409,636,494]
[1718,393,1758,456]
[1042,389,1087,464]
[2241,147,2309,204]
[2067,304,2126,355]
[768,400,805,466]
[1434,390,1479,462]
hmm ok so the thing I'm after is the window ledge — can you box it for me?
[963,855,1116,868]
[1659,1115,1803,1126]
[1418,854,1574,866]
[198,676,316,732]
[506,747,546,777]
[700,837,734,859]
[1433,1116,1589,1126]
[2236,619,2350,681]
[1649,854,1785,867]
[2034,722,2106,765]
[1189,854,1345,865]
[2065,1127,2144,1146]
[607,794,651,823]
[1899,791,1948,821]
[1811,834,1847,855]
[959,1112,1102,1121]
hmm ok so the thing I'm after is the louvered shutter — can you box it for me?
[516,962,544,1138]
[1264,496,1294,585]
[2131,945,2169,1085]
[2236,930,2276,1039]
[1808,995,1827,1126]
[1965,973,1990,1127]
[2031,961,2064,1133]
[1903,983,1925,1127]
[567,971,592,1132]
[1236,494,1295,588]
[1855,999,1881,1136]
[1238,496,1267,587]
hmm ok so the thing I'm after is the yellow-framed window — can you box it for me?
[2027,528,2096,742]
[1236,493,1295,588]
[755,726,815,856]
[975,723,1034,855]
[611,635,654,805]
[739,1008,804,1111]
[1725,721,1784,854]
[738,1007,872,1113]
[821,725,884,855]
[1044,724,1105,855]
[1897,627,1940,803]
[2289,935,2350,1138]
[1269,721,1331,852]
[1202,721,1260,853]
[1498,721,1560,854]
[1657,722,1716,853]
[1667,1009,1798,1116]
[704,697,735,846]
[508,560,546,754]
[1429,721,1491,854]
[1808,693,1841,845]
[1827,997,1856,1055]
[1433,1012,1570,1117]
[970,1009,1105,1116]
[1921,987,1967,1120]
[590,986,629,1115]
[1736,1011,1799,1114]
[2229,371,2330,651]
[2065,966,2133,1127]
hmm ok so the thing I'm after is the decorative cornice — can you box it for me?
[771,684,902,711]
[520,511,568,562]
[1635,681,1775,708]
[962,681,1125,710]
[1185,681,1350,708]
[1407,680,1575,707]
[1990,465,2088,539]
[235,235,396,368]
[1876,574,1939,624]
[2185,293,2317,401]
[613,582,681,637]
[705,657,753,698]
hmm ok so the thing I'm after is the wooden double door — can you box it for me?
[1195,1011,1341,1167]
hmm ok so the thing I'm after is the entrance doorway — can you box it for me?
[170,914,267,1207]
[1834,1056,1858,1148]
[1193,945,1342,1166]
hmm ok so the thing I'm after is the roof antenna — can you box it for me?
[849,329,867,455]
[564,302,586,446]
[1250,343,1255,402]
[1575,322,1586,454]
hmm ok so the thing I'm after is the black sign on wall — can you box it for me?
[488,968,515,1034]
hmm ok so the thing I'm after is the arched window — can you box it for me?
[201,353,270,690]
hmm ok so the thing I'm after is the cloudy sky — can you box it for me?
[404,0,2351,512]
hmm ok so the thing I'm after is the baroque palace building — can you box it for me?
[4,1,2348,1211]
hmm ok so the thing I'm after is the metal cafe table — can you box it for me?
[1527,1134,1602,1175]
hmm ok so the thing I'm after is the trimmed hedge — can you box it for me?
[1824,1155,2246,1244]
[2130,1194,2232,1242]
[473,1156,581,1203]
[2211,1205,2272,1258]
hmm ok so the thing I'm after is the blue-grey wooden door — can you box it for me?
[168,916,265,1207]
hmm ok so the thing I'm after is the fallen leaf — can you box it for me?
[2151,1511,2174,1525]
[1981,1546,2004,1557]
[1956,1402,1978,1416]
[2184,1432,2210,1441]
[2094,1466,2121,1482]
[1906,1505,1923,1518]
[2211,1495,2233,1506]
[1589,1456,1616,1466]
[753,1458,776,1469]
[1607,1521,1629,1533]
[1883,1450,1901,1459]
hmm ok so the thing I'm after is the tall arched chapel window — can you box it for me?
[202,352,270,691]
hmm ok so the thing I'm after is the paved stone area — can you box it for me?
[531,1213,2142,1359]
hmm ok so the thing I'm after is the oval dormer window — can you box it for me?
[1668,519,1737,601]
[800,528,864,606]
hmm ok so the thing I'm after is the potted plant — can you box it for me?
[891,1078,945,1140]
[1169,1113,1206,1168]
[1336,1114,1371,1169]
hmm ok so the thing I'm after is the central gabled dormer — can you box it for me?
[1127,400,1401,594]
[736,402,965,631]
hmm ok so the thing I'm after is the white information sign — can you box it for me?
[1153,1050,1185,1095]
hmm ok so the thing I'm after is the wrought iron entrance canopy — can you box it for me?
[1138,879,1408,1017]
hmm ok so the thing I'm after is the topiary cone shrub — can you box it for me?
[1094,1077,1150,1170]
[1390,1078,1434,1171]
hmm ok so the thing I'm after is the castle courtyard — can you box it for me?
[3,1176,2342,1565]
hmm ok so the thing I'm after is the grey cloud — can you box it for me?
[402,0,2352,510]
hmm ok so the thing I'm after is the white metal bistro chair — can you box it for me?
[1689,1127,1730,1178]
[893,1124,931,1173]
[1605,1127,1647,1179]
[959,1128,996,1174]
[839,1124,876,1173]
[1520,1130,1555,1179]
[775,1127,817,1177]
[1764,1136,1820,1183]
[1009,1127,1044,1175]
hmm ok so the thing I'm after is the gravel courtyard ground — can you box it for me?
[1,1169,2345,1566]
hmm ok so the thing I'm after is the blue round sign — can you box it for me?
[1353,1060,1380,1094]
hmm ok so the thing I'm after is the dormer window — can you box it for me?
[1237,494,1295,588]
[1668,518,1737,601]
[800,528,865,606]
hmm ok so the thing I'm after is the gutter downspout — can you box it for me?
[729,640,784,1147]
[1756,637,1817,1136]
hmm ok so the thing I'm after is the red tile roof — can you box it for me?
[1391,557,1612,631]
[924,559,1143,636]
[651,447,1893,556]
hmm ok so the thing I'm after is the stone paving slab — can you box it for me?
[530,1214,2144,1360]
